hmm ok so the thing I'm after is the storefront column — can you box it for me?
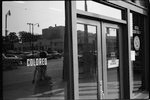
[144,16,149,91]
[122,8,133,99]
[64,1,79,100]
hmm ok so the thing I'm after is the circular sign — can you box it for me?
[134,36,140,51]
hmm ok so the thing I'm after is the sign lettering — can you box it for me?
[27,58,47,67]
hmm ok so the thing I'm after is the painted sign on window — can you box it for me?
[108,59,119,68]
[27,58,47,67]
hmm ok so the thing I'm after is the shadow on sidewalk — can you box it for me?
[33,76,53,95]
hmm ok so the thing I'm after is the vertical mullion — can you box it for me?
[71,1,79,100]
[64,1,74,100]
[101,22,108,99]
[122,8,133,99]
[118,25,124,99]
[64,1,79,100]
[144,16,149,91]
[127,9,133,99]
[97,21,102,100]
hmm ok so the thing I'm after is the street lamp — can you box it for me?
[27,23,39,34]
[32,23,40,36]
[32,23,39,54]
[27,23,39,54]
[5,10,11,37]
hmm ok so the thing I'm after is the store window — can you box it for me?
[2,1,66,100]
[76,0,122,20]
[130,12,146,98]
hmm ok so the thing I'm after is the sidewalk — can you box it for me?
[3,79,65,100]
[133,91,149,99]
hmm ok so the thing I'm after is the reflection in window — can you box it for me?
[130,12,146,98]
[106,27,120,99]
[2,1,65,100]
[77,23,98,99]
[76,0,122,20]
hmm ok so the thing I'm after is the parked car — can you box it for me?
[26,52,39,58]
[2,53,22,70]
[42,51,53,60]
[47,51,62,59]
[19,51,39,61]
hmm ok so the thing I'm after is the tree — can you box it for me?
[7,32,19,43]
[32,34,42,42]
[2,32,19,50]
[19,31,42,43]
[19,31,32,43]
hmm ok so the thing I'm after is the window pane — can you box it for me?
[106,27,120,99]
[87,1,122,20]
[76,0,122,20]
[2,1,65,100]
[130,12,147,98]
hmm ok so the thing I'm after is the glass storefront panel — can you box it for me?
[2,1,65,100]
[130,12,146,98]
[76,1,85,11]
[105,26,120,99]
[77,23,98,99]
[76,0,122,20]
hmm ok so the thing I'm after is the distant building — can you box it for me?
[42,25,65,40]
[34,38,64,52]
[14,38,64,52]
[14,25,65,52]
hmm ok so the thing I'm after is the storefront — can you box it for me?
[64,0,149,99]
[2,0,149,100]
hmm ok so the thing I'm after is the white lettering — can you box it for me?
[26,58,47,67]
[36,58,39,66]
[39,58,42,65]
[41,58,44,65]
[45,58,47,65]
[27,59,31,66]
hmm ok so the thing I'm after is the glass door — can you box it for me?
[77,18,103,100]
[102,22,121,99]
[76,19,122,99]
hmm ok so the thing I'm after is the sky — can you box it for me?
[2,1,65,36]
